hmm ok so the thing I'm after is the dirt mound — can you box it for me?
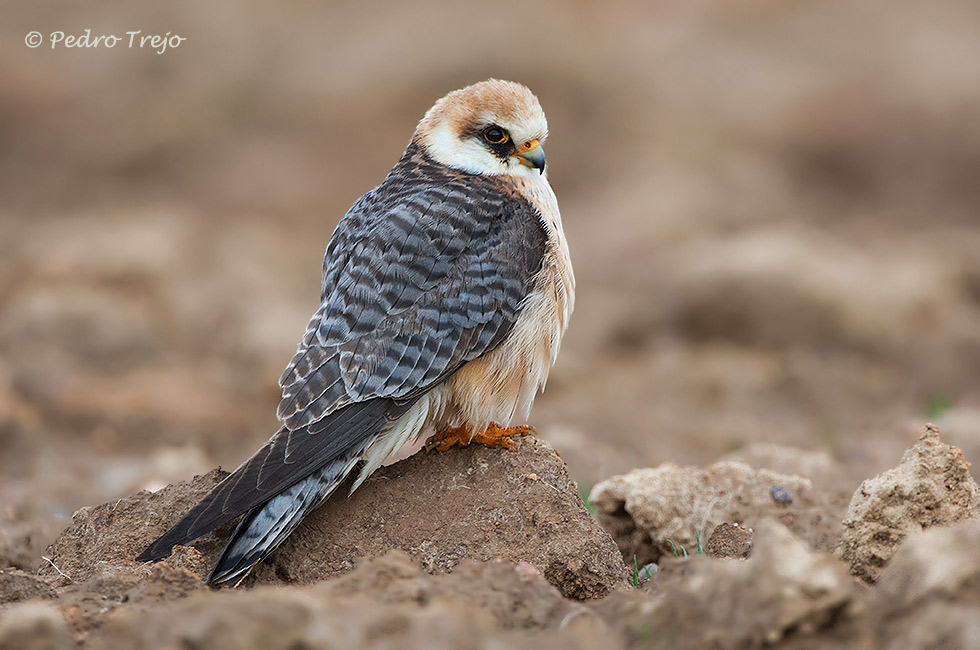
[838,424,980,583]
[873,519,980,648]
[589,458,845,565]
[312,550,575,630]
[41,439,627,601]
[86,551,614,650]
[642,520,855,650]
[38,468,230,589]
[0,568,55,604]
[250,438,627,599]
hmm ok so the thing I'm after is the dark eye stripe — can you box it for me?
[479,125,516,160]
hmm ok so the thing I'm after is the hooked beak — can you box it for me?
[513,139,545,174]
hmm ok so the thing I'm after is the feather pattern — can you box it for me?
[137,141,549,573]
[277,142,546,429]
[205,446,366,586]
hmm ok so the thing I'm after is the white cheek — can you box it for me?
[424,124,511,176]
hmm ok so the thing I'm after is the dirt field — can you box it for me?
[2,1,980,648]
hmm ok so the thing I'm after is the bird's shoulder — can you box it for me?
[322,140,547,294]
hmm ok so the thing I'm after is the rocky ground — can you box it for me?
[3,426,980,649]
[3,0,980,647]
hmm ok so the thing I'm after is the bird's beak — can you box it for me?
[513,139,545,174]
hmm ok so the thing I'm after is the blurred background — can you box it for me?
[3,0,980,566]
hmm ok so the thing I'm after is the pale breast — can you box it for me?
[444,173,574,430]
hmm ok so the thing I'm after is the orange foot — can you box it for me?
[424,422,536,453]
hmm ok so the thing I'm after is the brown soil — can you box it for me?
[838,424,980,583]
[590,456,846,564]
[3,425,979,649]
[40,439,627,601]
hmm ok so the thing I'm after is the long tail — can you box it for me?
[206,449,363,586]
[137,399,404,566]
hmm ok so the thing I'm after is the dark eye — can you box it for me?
[482,126,509,145]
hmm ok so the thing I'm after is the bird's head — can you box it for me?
[414,79,549,179]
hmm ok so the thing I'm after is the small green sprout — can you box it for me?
[665,539,688,558]
[630,555,654,587]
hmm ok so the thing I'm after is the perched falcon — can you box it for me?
[138,79,575,586]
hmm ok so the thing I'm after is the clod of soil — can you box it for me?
[873,518,980,649]
[599,520,855,650]
[838,424,980,583]
[877,518,980,605]
[41,439,628,601]
[0,506,60,574]
[589,459,844,565]
[0,568,56,603]
[0,601,72,650]
[704,522,753,559]
[308,550,582,631]
[87,551,615,650]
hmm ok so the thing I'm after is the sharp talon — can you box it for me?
[424,422,536,452]
[424,425,472,452]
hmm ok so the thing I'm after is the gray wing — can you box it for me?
[138,151,547,561]
[278,172,545,430]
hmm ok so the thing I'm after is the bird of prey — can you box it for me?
[137,79,575,586]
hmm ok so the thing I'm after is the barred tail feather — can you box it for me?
[206,449,364,586]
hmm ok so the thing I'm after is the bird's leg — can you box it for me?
[476,422,536,451]
[424,422,535,452]
[424,424,472,452]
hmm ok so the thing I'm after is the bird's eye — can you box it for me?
[482,127,509,145]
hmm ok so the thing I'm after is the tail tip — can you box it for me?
[135,541,169,563]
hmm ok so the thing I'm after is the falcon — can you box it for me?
[137,79,575,586]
